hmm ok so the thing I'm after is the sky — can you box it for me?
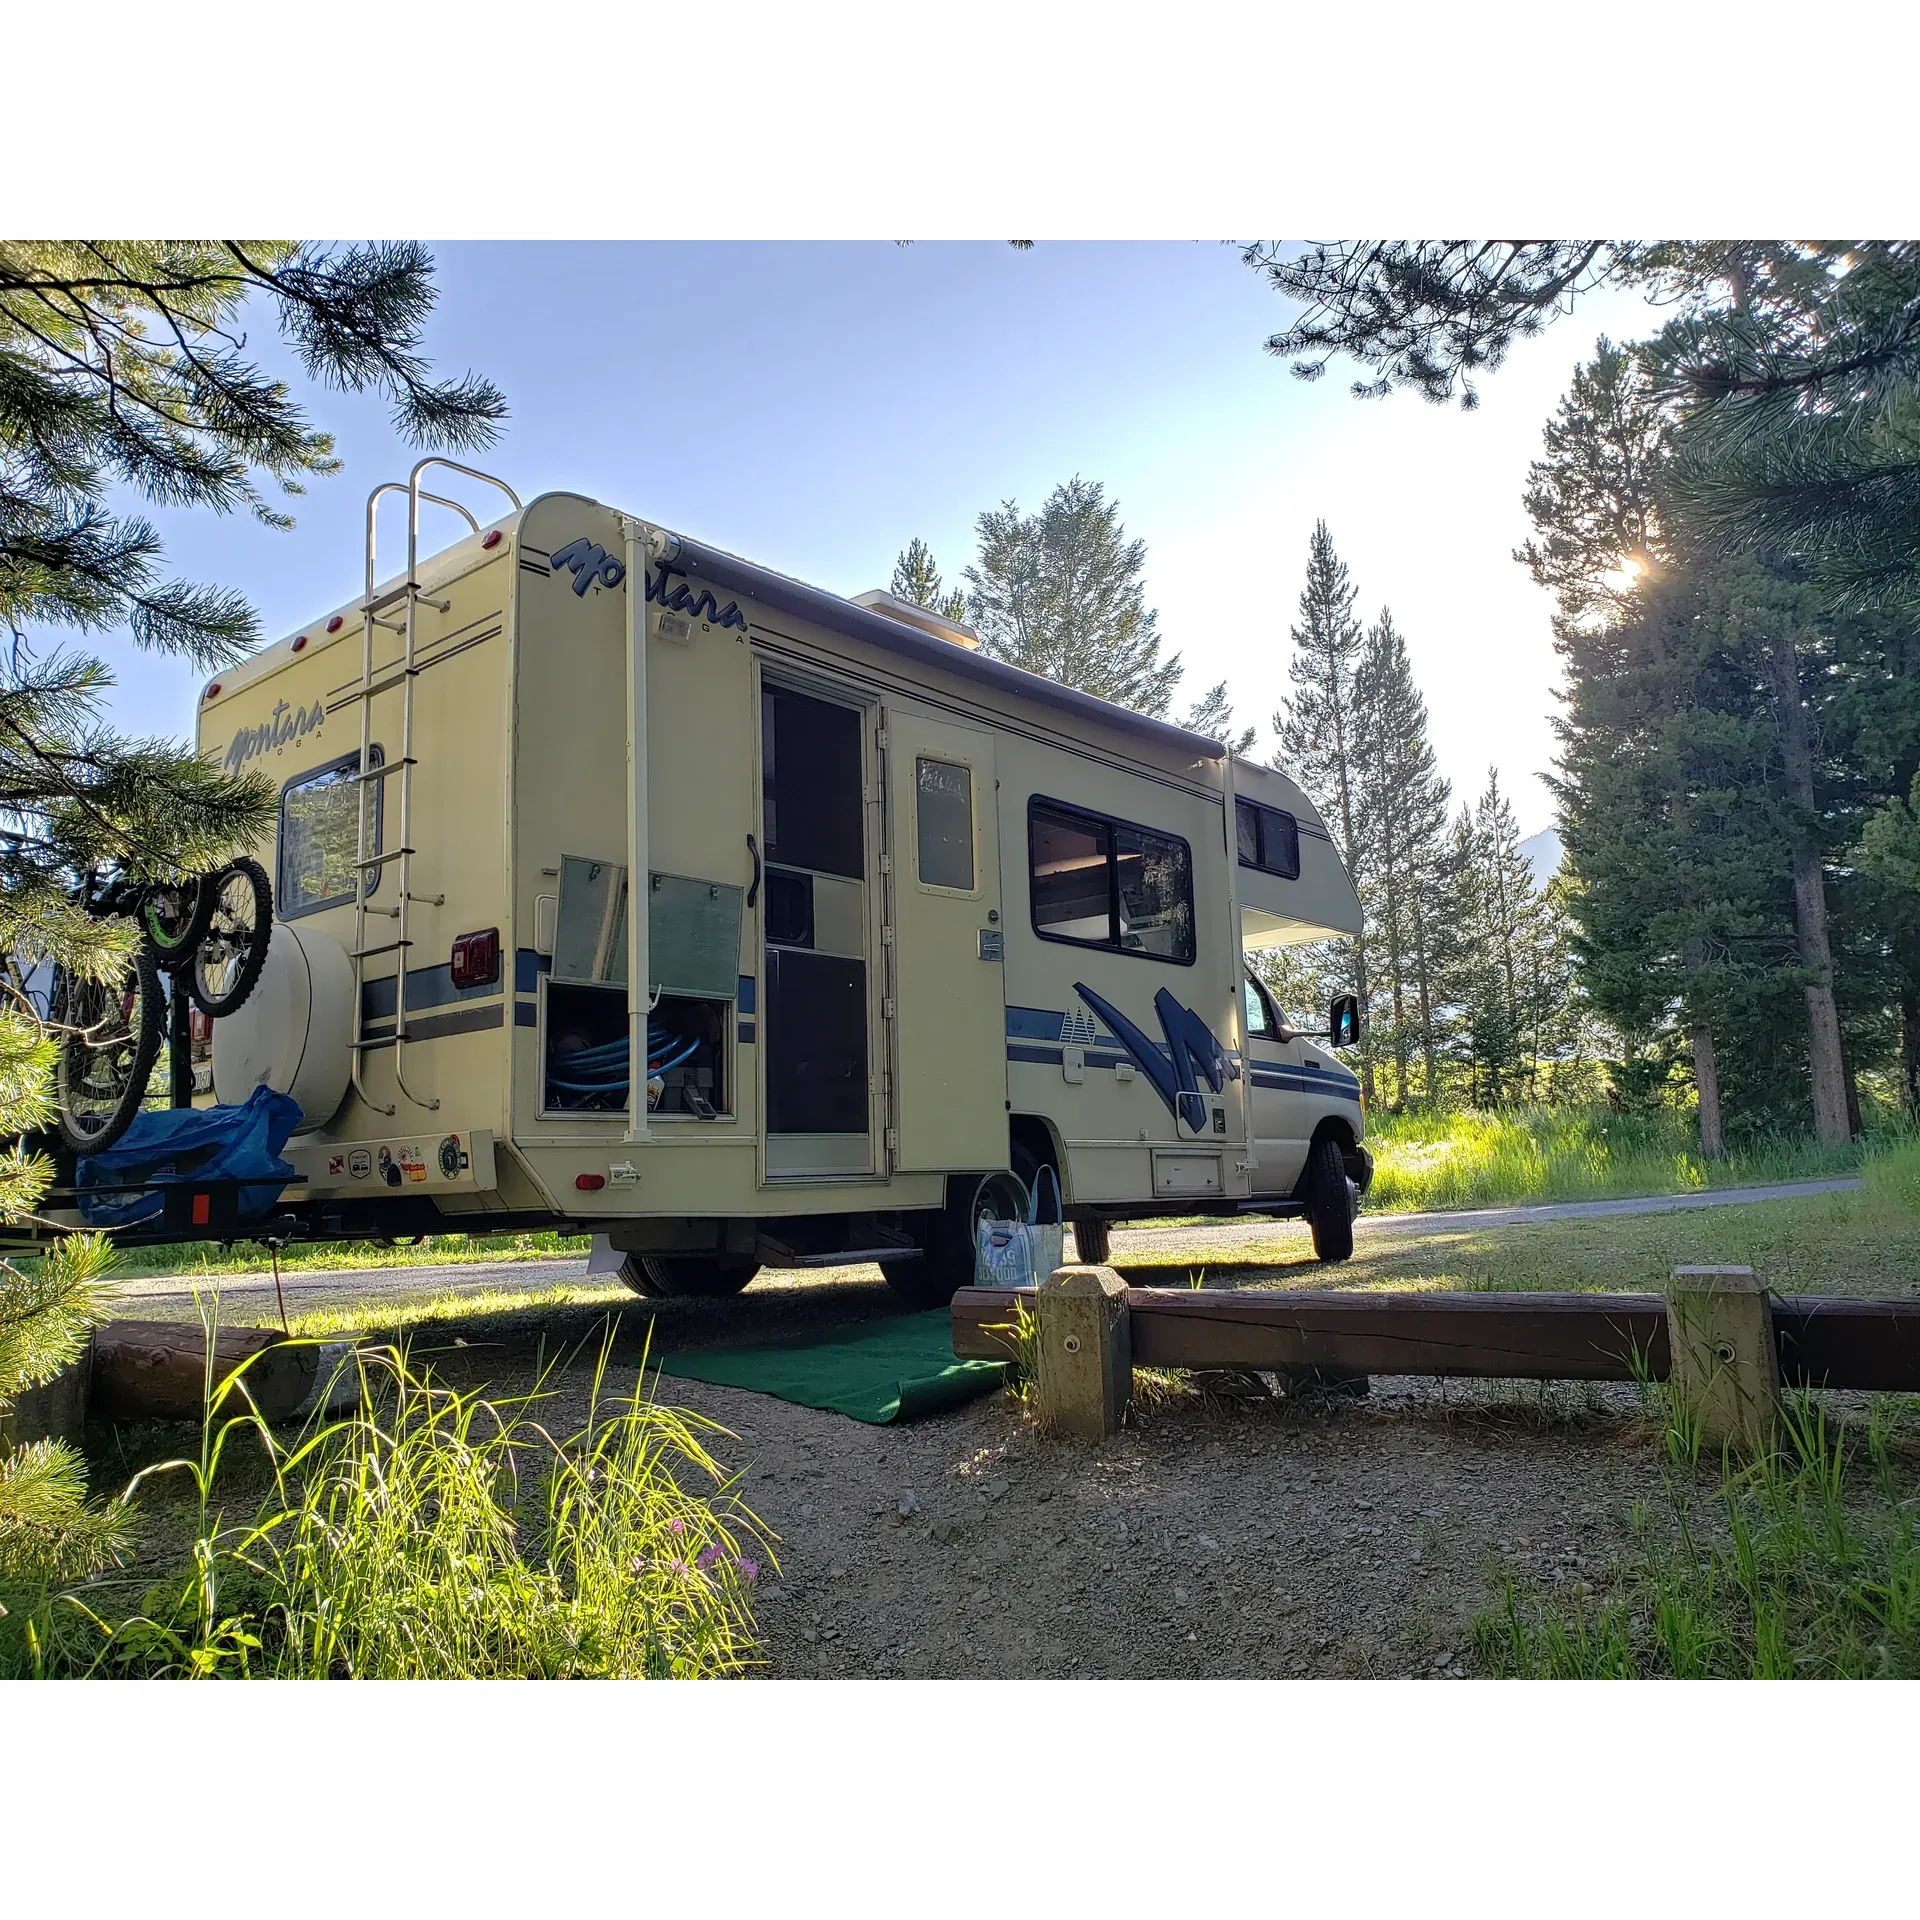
[123,242,1669,839]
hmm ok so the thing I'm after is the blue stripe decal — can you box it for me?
[361,963,506,1021]
[1009,1043,1063,1066]
[738,974,756,1014]
[515,948,551,993]
[737,1020,757,1044]
[515,1001,538,1028]
[1250,1069,1362,1103]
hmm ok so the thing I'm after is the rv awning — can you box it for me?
[665,533,1224,763]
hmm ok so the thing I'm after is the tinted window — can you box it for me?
[915,757,974,891]
[1031,806,1111,944]
[1114,822,1194,961]
[1236,798,1300,881]
[1029,799,1193,966]
[1243,976,1273,1039]
[280,751,381,916]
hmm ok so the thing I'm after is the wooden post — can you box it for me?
[1035,1264,1130,1438]
[1666,1266,1781,1455]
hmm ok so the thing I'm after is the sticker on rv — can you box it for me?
[224,698,326,775]
[550,538,628,596]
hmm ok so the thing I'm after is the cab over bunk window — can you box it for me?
[1236,798,1300,881]
[280,749,382,917]
[1028,797,1194,965]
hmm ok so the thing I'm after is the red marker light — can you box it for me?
[204,683,221,701]
[326,614,344,633]
[482,529,503,550]
[575,1173,606,1191]
[291,634,307,652]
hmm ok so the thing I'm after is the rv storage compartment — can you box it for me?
[645,994,729,1116]
[542,983,730,1116]
[544,981,627,1113]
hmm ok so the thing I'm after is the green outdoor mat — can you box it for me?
[652,1310,1008,1425]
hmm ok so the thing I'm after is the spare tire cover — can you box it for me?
[211,919,353,1132]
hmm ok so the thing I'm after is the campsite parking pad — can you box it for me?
[435,1328,1667,1680]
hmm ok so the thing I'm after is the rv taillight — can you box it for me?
[575,1173,606,1191]
[189,1009,213,1047]
[327,614,344,632]
[450,928,500,989]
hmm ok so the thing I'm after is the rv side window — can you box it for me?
[280,750,382,917]
[1028,798,1194,966]
[1243,975,1274,1039]
[1236,799,1301,881]
[914,757,975,891]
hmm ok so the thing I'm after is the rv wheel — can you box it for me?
[1305,1134,1356,1264]
[623,1253,760,1299]
[1071,1215,1112,1265]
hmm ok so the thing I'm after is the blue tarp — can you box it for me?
[77,1085,302,1228]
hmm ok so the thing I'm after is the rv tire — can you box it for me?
[1305,1134,1355,1263]
[1071,1215,1112,1265]
[624,1253,760,1299]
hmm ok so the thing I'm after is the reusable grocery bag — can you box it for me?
[974,1165,1065,1289]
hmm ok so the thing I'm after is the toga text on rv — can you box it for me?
[122,464,1372,1299]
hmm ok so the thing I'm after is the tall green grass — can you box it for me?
[1365,1105,1872,1214]
[5,1318,768,1679]
[1477,1390,1920,1678]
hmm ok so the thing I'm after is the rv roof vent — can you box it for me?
[850,589,982,651]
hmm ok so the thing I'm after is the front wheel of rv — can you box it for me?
[625,1254,761,1299]
[1305,1134,1356,1264]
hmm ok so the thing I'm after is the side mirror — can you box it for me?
[1329,993,1361,1049]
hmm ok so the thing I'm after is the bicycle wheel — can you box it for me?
[140,874,214,973]
[52,947,165,1154]
[190,857,274,1018]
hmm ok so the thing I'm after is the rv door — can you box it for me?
[883,709,1006,1172]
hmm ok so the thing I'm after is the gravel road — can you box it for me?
[111,1176,1864,1317]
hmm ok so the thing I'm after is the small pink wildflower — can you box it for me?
[734,1558,759,1584]
[666,1517,686,1536]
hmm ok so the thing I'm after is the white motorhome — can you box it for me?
[164,461,1369,1300]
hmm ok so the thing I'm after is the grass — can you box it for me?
[1363,1103,1873,1214]
[2,1312,768,1679]
[1475,1390,1920,1678]
[1113,1137,1920,1302]
[95,1229,590,1283]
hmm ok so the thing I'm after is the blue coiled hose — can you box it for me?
[546,1021,702,1097]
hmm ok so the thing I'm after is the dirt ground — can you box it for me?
[391,1291,1668,1681]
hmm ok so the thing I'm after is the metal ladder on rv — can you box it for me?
[349,458,522,1117]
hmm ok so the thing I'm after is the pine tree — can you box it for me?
[1526,341,1865,1142]
[890,537,967,621]
[1351,608,1450,1106]
[0,239,502,1630]
[1276,521,1374,1096]
[963,478,1184,716]
[1181,680,1257,754]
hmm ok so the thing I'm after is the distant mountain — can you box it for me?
[1519,828,1564,887]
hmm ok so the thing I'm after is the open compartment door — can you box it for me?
[884,708,1006,1172]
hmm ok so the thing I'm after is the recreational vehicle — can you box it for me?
[145,460,1368,1300]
